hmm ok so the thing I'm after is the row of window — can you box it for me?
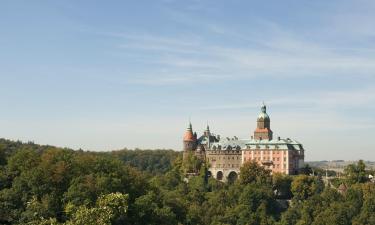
[211,163,295,170]
[244,150,287,154]
[209,150,241,154]
[214,164,240,168]
[243,157,287,161]
[265,164,286,169]
[207,156,240,162]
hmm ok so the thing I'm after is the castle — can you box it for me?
[183,104,305,182]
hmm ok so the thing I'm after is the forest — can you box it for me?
[0,138,374,225]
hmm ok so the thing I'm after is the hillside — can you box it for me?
[0,139,375,225]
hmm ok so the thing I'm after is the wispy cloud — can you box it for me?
[102,19,375,85]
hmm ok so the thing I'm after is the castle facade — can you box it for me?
[183,104,305,182]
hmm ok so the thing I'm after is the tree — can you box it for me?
[65,192,128,225]
[133,191,177,225]
[291,175,323,201]
[239,161,272,185]
[183,152,204,175]
[278,206,300,225]
[344,160,369,184]
[272,173,292,199]
[299,164,313,175]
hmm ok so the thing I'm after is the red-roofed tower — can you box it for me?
[183,122,196,151]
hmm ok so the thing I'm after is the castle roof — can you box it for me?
[257,103,270,121]
[210,137,303,151]
[183,122,195,141]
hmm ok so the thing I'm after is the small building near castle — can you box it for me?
[182,104,305,182]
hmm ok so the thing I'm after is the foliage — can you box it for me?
[182,152,204,174]
[344,160,369,184]
[239,160,272,185]
[110,149,180,175]
[0,139,374,225]
[272,173,292,199]
[291,175,324,201]
[65,192,128,225]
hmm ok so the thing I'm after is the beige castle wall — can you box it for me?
[206,150,241,181]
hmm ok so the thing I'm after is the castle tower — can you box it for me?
[204,124,210,137]
[204,124,211,149]
[254,103,273,140]
[183,122,196,152]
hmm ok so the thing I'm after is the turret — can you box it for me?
[204,124,210,136]
[254,103,273,140]
[183,122,196,151]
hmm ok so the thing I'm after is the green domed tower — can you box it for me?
[253,103,273,140]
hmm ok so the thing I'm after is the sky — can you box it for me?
[0,0,375,161]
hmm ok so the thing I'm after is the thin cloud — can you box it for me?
[106,22,375,85]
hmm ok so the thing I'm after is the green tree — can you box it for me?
[299,164,313,175]
[344,160,368,184]
[272,173,292,199]
[291,175,323,201]
[133,191,177,225]
[65,192,128,225]
[239,161,272,185]
[183,152,204,175]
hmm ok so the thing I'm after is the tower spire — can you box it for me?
[187,117,192,131]
[261,101,266,113]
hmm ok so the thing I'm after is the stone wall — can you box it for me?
[206,149,241,182]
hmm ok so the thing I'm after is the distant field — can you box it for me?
[307,160,375,172]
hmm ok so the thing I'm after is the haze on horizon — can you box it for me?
[0,0,374,161]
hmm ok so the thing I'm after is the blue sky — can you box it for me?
[1,0,375,160]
